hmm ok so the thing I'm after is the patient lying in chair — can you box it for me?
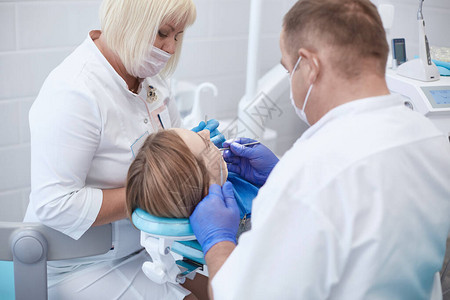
[125,128,257,300]
[126,128,255,236]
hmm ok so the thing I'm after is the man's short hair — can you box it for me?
[283,0,389,78]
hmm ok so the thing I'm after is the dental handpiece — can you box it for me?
[218,141,261,151]
[417,0,424,20]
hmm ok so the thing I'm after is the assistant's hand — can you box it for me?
[191,119,226,148]
[189,182,240,255]
[223,138,279,186]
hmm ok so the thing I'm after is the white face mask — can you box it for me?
[133,46,171,79]
[289,56,314,126]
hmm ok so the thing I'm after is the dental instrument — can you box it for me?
[218,141,261,151]
[220,161,223,185]
[396,0,440,82]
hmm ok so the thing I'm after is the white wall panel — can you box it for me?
[210,0,251,37]
[0,145,30,191]
[0,100,20,146]
[16,1,100,49]
[0,3,16,51]
[0,190,25,222]
[0,49,72,100]
[174,38,248,79]
[19,97,33,143]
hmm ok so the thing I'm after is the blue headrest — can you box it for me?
[132,173,259,237]
[132,208,194,237]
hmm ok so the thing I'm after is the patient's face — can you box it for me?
[171,128,228,185]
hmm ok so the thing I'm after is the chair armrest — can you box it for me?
[0,222,112,261]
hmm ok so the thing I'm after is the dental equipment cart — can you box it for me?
[386,69,450,139]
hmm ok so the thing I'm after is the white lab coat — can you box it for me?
[24,31,188,299]
[212,94,450,299]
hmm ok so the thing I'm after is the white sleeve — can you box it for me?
[211,195,347,299]
[29,86,103,240]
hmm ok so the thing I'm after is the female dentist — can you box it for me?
[24,0,209,299]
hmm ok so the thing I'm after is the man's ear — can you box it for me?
[298,48,319,84]
[311,57,319,82]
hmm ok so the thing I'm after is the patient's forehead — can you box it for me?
[170,128,206,157]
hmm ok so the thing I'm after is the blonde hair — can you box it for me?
[99,0,196,77]
[283,0,389,78]
[126,130,210,219]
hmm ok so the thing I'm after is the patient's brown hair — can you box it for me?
[126,130,210,218]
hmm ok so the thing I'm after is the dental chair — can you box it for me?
[0,222,112,300]
[0,215,205,300]
[130,172,259,287]
[131,208,207,286]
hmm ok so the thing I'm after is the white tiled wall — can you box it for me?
[1,0,449,221]
[0,0,103,221]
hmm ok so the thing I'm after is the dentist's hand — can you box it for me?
[223,138,279,186]
[190,182,240,255]
[191,119,226,148]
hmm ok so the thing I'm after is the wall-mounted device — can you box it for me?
[392,38,407,68]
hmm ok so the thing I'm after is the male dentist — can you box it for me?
[190,0,450,299]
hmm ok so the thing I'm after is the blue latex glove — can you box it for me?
[191,119,226,148]
[189,182,240,254]
[223,138,279,186]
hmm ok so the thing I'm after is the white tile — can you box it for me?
[0,145,31,191]
[259,36,282,72]
[424,7,450,48]
[184,0,211,39]
[17,1,101,49]
[19,98,34,143]
[0,101,20,146]
[21,187,31,218]
[389,3,421,59]
[385,0,450,7]
[174,38,248,79]
[0,190,25,222]
[284,0,297,12]
[210,0,250,37]
[0,3,15,51]
[0,49,73,100]
[261,0,287,37]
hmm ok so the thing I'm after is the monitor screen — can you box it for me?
[421,86,450,109]
[429,89,450,105]
[394,42,406,64]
